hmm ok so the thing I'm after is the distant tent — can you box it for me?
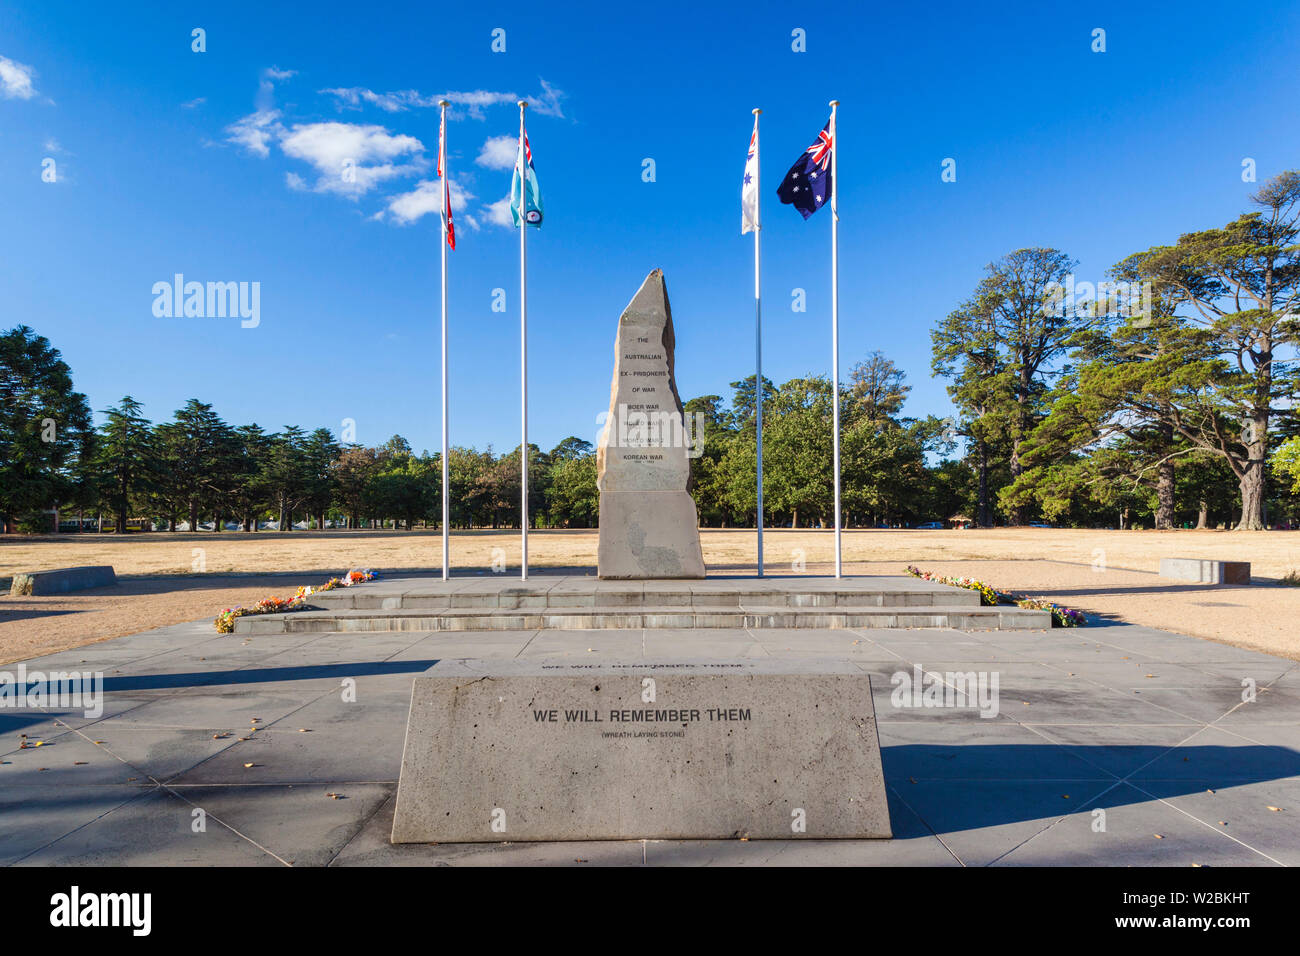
[948,514,972,528]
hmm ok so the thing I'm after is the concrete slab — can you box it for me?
[0,784,156,865]
[10,565,116,596]
[161,783,395,867]
[988,783,1279,867]
[13,787,280,866]
[166,693,410,786]
[391,659,891,842]
[4,606,1296,865]
[1160,557,1251,585]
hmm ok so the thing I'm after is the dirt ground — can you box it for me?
[2,527,1297,665]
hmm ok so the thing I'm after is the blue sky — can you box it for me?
[4,1,1299,456]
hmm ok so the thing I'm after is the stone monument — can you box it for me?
[596,269,706,579]
[391,659,892,843]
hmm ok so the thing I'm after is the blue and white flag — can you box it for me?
[777,121,832,219]
[510,134,544,228]
[742,116,759,234]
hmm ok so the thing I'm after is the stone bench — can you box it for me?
[9,565,117,596]
[1159,558,1250,585]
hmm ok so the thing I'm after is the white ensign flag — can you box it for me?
[742,116,759,234]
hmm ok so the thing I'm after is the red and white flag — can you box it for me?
[439,110,455,249]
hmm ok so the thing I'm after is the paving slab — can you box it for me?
[13,787,280,866]
[0,784,156,865]
[989,783,1280,867]
[161,783,395,867]
[166,693,410,786]
[4,606,1297,866]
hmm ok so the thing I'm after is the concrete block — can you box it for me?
[391,659,891,843]
[1160,558,1251,585]
[10,565,116,596]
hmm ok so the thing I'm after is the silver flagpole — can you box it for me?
[439,99,450,581]
[752,107,764,579]
[829,99,842,579]
[518,100,529,581]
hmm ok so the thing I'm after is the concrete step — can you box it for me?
[309,586,982,611]
[233,603,1050,634]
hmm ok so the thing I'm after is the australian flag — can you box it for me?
[776,121,833,219]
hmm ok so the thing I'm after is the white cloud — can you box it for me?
[253,66,294,113]
[377,178,480,228]
[529,79,565,118]
[224,67,296,156]
[225,67,562,221]
[0,55,37,100]
[280,122,423,170]
[225,109,283,157]
[476,135,518,170]
[181,97,206,109]
[319,87,426,113]
[279,121,426,197]
[485,195,514,228]
[320,79,565,120]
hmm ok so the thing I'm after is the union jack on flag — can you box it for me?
[776,121,833,220]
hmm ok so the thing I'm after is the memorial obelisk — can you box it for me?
[597,270,706,579]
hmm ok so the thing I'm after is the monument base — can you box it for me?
[391,659,890,843]
[597,491,705,579]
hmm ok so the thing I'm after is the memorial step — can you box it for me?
[233,602,1049,634]
[309,585,983,611]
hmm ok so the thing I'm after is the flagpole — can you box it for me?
[752,108,764,579]
[518,100,529,581]
[439,99,450,581]
[829,99,842,579]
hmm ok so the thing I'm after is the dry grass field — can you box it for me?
[2,527,1297,664]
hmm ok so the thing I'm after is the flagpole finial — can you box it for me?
[829,99,839,108]
[518,100,528,110]
[438,99,450,108]
[752,107,761,115]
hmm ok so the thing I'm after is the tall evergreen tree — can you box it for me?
[0,326,93,532]
[1120,171,1300,529]
[94,396,155,533]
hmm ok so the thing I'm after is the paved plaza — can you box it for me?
[3,576,1297,866]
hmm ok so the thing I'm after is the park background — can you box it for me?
[3,2,1300,660]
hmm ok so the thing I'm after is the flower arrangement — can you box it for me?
[1014,598,1088,628]
[905,565,1085,627]
[905,565,1007,606]
[214,568,379,633]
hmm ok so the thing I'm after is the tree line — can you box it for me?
[0,360,605,533]
[2,171,1297,533]
[932,170,1300,531]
